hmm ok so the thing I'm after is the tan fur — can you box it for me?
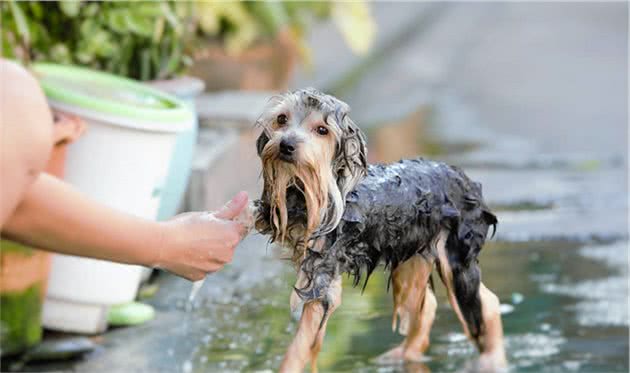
[256,90,506,371]
[280,276,342,373]
[378,256,436,363]
[260,115,339,262]
[435,230,507,369]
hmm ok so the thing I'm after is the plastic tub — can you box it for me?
[32,64,193,333]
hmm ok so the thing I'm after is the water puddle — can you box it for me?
[174,238,627,373]
[18,92,626,373]
[128,98,628,372]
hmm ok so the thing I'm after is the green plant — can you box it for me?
[2,1,375,81]
[190,1,375,60]
[2,1,191,80]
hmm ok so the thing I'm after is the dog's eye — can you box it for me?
[277,114,288,126]
[316,126,329,136]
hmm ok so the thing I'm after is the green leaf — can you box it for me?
[28,21,51,51]
[248,1,289,36]
[124,11,154,37]
[50,43,72,64]
[2,30,16,59]
[150,47,160,70]
[196,2,220,35]
[159,2,179,32]
[152,17,165,44]
[117,36,133,77]
[93,30,115,58]
[75,50,93,64]
[140,48,151,81]
[160,37,181,79]
[9,1,30,46]
[79,18,98,36]
[83,3,99,18]
[332,2,375,55]
[136,3,163,17]
[28,2,43,20]
[106,10,128,34]
[59,0,81,17]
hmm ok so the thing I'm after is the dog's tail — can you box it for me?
[449,249,484,348]
[442,198,498,349]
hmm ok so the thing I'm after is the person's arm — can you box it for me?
[2,172,248,281]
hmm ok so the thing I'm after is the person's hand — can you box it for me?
[156,191,249,281]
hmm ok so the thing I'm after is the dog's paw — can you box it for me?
[478,351,508,372]
[374,345,405,365]
[235,201,256,233]
[374,345,431,366]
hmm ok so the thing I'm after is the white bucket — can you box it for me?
[34,64,193,333]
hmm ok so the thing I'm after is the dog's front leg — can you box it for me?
[290,270,309,321]
[280,275,342,373]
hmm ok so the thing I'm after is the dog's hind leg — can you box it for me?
[280,275,342,373]
[435,230,507,371]
[476,282,508,371]
[376,255,436,363]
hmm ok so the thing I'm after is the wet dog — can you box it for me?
[253,88,507,372]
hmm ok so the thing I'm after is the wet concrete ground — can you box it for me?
[15,3,628,372]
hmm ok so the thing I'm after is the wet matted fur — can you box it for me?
[253,88,505,371]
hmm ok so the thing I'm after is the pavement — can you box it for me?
[16,3,628,372]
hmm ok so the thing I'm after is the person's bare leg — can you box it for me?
[436,230,507,370]
[280,276,342,373]
[377,255,436,363]
[0,59,53,228]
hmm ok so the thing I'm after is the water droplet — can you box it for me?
[182,360,192,373]
[511,292,524,304]
[500,303,515,314]
[540,323,551,332]
[563,361,582,371]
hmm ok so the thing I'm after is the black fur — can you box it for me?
[258,158,497,344]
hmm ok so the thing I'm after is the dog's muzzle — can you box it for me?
[278,137,297,163]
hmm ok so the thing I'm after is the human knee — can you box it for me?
[0,60,54,225]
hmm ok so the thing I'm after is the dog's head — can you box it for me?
[255,88,367,246]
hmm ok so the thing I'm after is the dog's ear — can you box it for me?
[335,114,368,198]
[256,130,270,157]
[482,209,498,238]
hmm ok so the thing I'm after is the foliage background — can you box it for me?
[1,1,374,81]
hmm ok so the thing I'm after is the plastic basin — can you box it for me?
[32,63,193,333]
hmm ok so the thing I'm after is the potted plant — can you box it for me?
[185,1,376,91]
[0,113,85,356]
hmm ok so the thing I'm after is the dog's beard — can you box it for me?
[261,147,342,260]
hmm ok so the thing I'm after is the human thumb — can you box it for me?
[214,191,249,220]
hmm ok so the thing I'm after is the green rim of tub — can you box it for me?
[31,63,193,130]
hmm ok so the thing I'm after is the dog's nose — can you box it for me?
[279,138,296,157]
